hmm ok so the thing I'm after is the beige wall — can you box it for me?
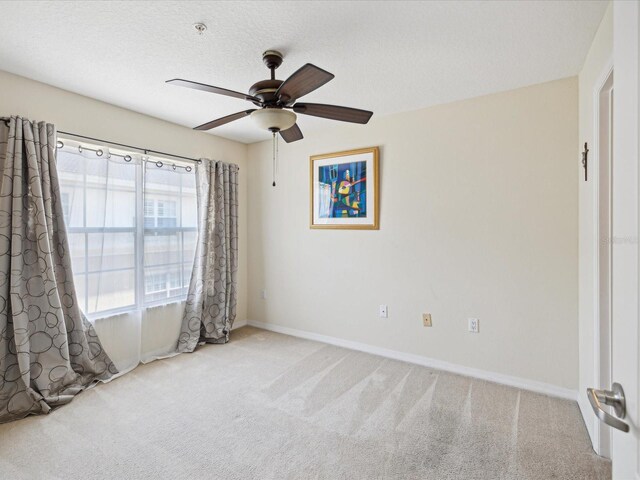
[577,3,613,447]
[1,67,582,391]
[248,77,579,390]
[0,69,249,325]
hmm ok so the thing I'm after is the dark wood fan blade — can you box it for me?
[275,64,334,104]
[293,103,373,124]
[194,110,256,131]
[167,79,261,103]
[279,123,303,143]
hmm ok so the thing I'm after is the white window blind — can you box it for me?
[56,140,197,319]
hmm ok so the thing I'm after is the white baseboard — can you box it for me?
[232,318,248,330]
[247,320,578,402]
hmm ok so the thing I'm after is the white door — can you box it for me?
[609,2,639,478]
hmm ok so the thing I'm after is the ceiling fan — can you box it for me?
[166,50,373,143]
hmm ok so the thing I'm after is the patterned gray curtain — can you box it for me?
[0,116,116,423]
[178,159,238,352]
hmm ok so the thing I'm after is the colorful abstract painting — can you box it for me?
[310,147,379,229]
[317,160,367,218]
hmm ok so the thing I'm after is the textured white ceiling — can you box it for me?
[0,0,607,144]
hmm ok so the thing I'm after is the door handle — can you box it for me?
[587,382,630,433]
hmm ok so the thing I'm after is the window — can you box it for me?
[56,141,197,318]
[143,165,196,305]
[143,199,178,228]
[60,192,71,219]
[144,271,183,302]
[144,199,155,228]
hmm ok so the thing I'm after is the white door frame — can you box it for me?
[610,2,639,477]
[590,59,614,458]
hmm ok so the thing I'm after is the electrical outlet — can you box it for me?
[261,289,267,300]
[422,313,432,327]
[379,304,388,318]
[468,318,479,333]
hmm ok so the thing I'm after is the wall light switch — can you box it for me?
[379,304,388,318]
[422,313,432,327]
[468,318,479,333]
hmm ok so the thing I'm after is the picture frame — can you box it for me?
[310,146,379,229]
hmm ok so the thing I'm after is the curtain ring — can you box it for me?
[186,166,192,172]
[56,140,64,149]
[124,155,132,162]
[78,145,83,153]
[172,164,177,170]
[156,161,163,168]
[96,149,103,157]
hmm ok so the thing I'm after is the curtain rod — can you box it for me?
[57,130,203,165]
[0,116,204,165]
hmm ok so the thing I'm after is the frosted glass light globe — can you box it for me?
[251,109,297,131]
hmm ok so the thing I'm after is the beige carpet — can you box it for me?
[0,326,610,479]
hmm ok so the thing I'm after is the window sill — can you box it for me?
[87,297,187,323]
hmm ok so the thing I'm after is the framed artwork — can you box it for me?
[310,146,379,229]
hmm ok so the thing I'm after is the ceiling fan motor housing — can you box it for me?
[249,79,283,105]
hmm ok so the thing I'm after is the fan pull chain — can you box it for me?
[272,132,276,187]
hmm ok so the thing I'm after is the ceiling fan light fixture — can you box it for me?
[251,108,296,132]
